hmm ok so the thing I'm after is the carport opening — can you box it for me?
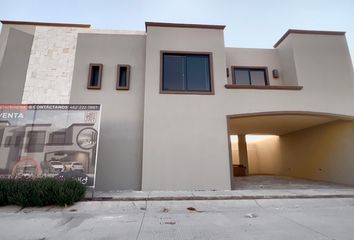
[227,112,354,190]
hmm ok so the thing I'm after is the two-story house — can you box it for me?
[0,20,353,191]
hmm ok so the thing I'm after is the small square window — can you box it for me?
[116,65,130,90]
[87,64,103,89]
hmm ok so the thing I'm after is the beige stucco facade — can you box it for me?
[0,21,353,190]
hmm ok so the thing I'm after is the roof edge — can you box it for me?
[145,22,225,32]
[274,29,346,48]
[0,20,91,28]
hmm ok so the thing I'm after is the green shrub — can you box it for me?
[0,179,11,206]
[0,178,86,207]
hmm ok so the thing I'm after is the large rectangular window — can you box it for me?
[87,64,103,89]
[232,67,268,86]
[27,131,46,153]
[161,52,213,93]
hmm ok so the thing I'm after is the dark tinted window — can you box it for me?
[27,131,46,153]
[119,67,127,86]
[87,64,102,89]
[4,136,11,147]
[116,65,130,90]
[233,68,268,86]
[186,55,210,91]
[162,53,211,92]
[49,132,66,145]
[15,136,23,147]
[90,66,100,86]
[250,70,267,86]
[0,129,3,145]
[234,69,250,85]
[163,55,185,91]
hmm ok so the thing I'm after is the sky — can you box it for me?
[0,0,353,61]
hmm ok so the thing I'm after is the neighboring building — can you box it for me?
[0,20,353,191]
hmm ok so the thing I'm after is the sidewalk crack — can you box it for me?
[135,191,150,240]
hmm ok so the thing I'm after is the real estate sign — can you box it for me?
[0,104,101,187]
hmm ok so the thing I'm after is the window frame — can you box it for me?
[47,131,73,145]
[87,63,103,89]
[27,130,46,153]
[0,128,4,146]
[160,51,214,95]
[116,64,131,90]
[4,136,11,147]
[231,66,269,86]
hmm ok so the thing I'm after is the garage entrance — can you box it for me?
[227,111,354,190]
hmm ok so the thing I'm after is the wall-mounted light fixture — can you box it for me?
[272,69,279,79]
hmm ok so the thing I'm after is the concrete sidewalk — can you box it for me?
[1,198,354,239]
[87,188,354,201]
[88,176,354,201]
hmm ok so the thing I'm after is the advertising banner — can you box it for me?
[0,104,101,187]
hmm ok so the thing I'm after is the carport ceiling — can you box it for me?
[229,114,352,135]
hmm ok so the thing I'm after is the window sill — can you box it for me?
[46,143,73,146]
[160,90,215,95]
[224,84,303,90]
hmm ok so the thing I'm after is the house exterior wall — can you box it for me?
[275,36,299,86]
[142,26,231,190]
[251,120,354,186]
[0,24,35,70]
[0,21,353,190]
[279,120,354,185]
[289,34,354,114]
[225,48,283,85]
[70,33,146,190]
[141,25,354,190]
[0,27,34,103]
[22,26,83,104]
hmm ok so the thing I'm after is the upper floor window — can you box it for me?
[48,131,71,145]
[0,129,3,145]
[161,52,213,94]
[232,67,268,86]
[87,64,103,89]
[27,131,46,153]
[4,136,11,147]
[116,65,130,90]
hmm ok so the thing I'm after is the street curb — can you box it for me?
[83,194,354,202]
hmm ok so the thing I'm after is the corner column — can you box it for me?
[238,134,249,175]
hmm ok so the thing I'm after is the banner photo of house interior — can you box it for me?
[0,104,101,187]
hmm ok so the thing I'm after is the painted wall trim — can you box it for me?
[1,20,91,28]
[274,29,346,48]
[145,22,226,32]
[227,111,354,120]
[225,84,303,90]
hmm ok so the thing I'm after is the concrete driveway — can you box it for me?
[1,198,354,240]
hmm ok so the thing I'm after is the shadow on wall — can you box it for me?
[233,120,354,186]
